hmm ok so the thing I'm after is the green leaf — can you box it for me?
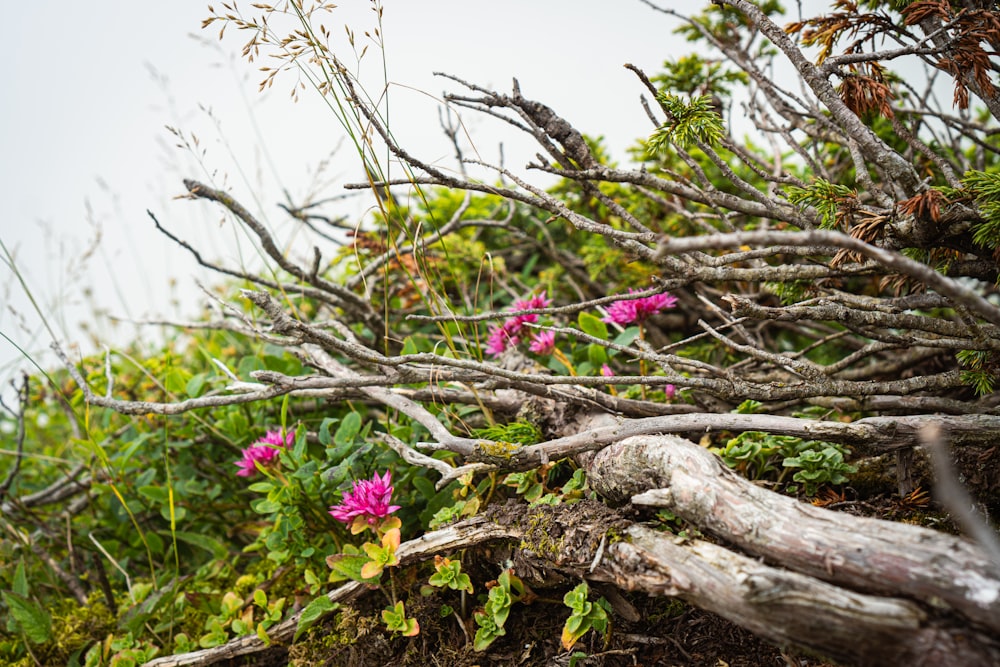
[237,355,266,377]
[118,579,178,635]
[578,312,609,341]
[565,613,586,634]
[400,337,419,355]
[587,344,608,368]
[280,393,290,435]
[138,485,169,504]
[326,553,375,582]
[734,400,763,414]
[334,412,362,447]
[12,560,28,597]
[163,368,192,395]
[251,498,282,514]
[254,589,268,608]
[318,417,337,446]
[247,481,275,494]
[411,475,436,501]
[173,531,230,559]
[146,530,165,555]
[612,326,640,348]
[3,591,51,644]
[294,596,339,641]
[185,373,207,398]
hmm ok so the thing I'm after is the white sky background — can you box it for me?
[0,0,822,393]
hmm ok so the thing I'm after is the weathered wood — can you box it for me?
[606,525,998,666]
[493,501,1000,666]
[585,431,1000,634]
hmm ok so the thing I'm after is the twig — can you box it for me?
[0,373,29,502]
[920,423,1000,567]
[89,533,135,602]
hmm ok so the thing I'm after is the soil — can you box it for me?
[268,589,821,667]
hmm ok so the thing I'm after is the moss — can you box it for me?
[54,593,115,647]
[645,597,687,624]
[519,508,566,562]
[11,592,118,666]
[475,440,523,465]
[850,454,898,498]
[605,526,627,544]
[287,607,378,666]
[233,574,259,594]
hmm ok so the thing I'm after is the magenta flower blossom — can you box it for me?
[235,429,294,477]
[600,364,615,377]
[528,331,556,355]
[602,289,678,326]
[329,471,401,526]
[485,325,519,356]
[485,291,552,356]
[507,293,550,333]
[665,384,677,400]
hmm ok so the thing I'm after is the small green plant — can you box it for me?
[716,432,783,480]
[83,631,161,667]
[382,601,419,637]
[293,596,340,641]
[504,469,546,502]
[782,445,856,496]
[652,509,701,539]
[427,556,473,594]
[325,471,416,639]
[713,431,856,496]
[560,581,611,650]
[427,471,490,528]
[359,526,401,579]
[734,399,764,414]
[3,562,52,646]
[951,170,1000,251]
[505,466,590,506]
[473,569,528,651]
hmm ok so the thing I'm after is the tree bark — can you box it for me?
[499,501,1000,666]
[582,427,1000,634]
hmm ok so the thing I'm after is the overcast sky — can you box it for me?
[0,1,816,392]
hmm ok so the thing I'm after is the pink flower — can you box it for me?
[528,331,556,355]
[600,364,614,377]
[602,290,678,326]
[665,384,676,400]
[329,471,401,526]
[258,430,295,448]
[505,292,552,337]
[508,292,550,330]
[235,429,294,477]
[485,291,552,357]
[486,325,518,356]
